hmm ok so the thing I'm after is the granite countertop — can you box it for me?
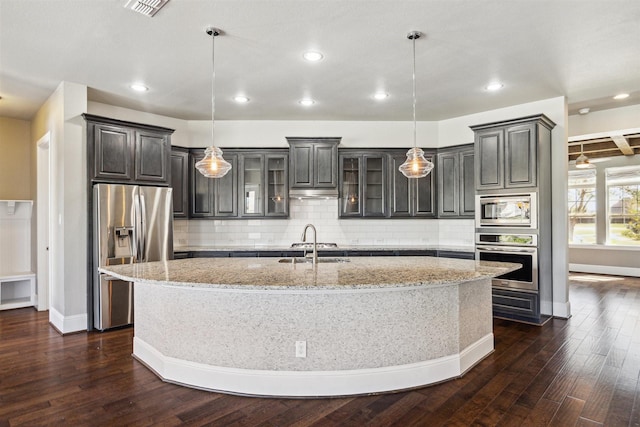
[100,256,518,291]
[174,245,475,252]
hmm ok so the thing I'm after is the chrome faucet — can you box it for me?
[301,224,318,265]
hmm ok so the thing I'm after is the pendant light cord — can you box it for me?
[412,34,417,149]
[211,29,216,148]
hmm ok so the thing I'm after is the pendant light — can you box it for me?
[575,143,591,169]
[195,27,232,178]
[399,31,434,179]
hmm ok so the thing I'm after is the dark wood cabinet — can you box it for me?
[214,153,238,217]
[492,288,539,322]
[388,150,435,218]
[189,149,288,219]
[189,150,215,218]
[472,115,554,191]
[287,137,340,195]
[84,114,173,186]
[339,152,387,217]
[437,144,474,218]
[170,147,189,218]
[135,130,170,183]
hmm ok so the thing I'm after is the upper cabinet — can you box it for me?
[339,151,387,217]
[437,144,474,218]
[471,114,555,192]
[189,149,288,219]
[170,147,189,218]
[84,114,173,186]
[388,150,436,218]
[287,137,340,197]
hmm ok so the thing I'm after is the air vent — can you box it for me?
[124,0,170,17]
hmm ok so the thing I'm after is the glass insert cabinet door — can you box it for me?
[241,155,264,216]
[267,155,288,216]
[363,156,385,216]
[341,156,361,216]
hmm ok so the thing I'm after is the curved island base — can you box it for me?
[102,257,518,397]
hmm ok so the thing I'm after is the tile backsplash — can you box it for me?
[174,199,474,248]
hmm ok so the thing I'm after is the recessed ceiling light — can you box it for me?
[303,51,323,62]
[299,98,315,106]
[578,108,590,115]
[613,93,629,100]
[130,83,149,92]
[373,92,389,100]
[485,82,503,91]
[233,96,250,103]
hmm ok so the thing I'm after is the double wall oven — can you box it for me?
[475,193,539,293]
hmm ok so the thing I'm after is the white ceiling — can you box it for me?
[1,0,639,122]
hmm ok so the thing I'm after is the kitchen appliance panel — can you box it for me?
[476,193,537,228]
[93,183,173,330]
[97,275,134,328]
[476,244,537,291]
[138,186,173,263]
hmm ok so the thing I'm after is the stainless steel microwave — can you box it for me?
[475,193,537,228]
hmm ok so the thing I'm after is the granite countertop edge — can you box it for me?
[100,256,517,292]
[174,245,475,252]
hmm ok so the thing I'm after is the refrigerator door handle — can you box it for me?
[139,192,147,262]
[134,192,142,262]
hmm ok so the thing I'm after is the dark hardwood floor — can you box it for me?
[1,273,639,426]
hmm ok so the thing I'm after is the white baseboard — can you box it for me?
[569,263,640,278]
[133,333,494,397]
[552,301,572,319]
[49,307,87,334]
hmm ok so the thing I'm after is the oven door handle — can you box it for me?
[476,246,537,254]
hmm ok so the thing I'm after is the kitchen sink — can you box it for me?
[290,242,339,249]
[278,257,350,264]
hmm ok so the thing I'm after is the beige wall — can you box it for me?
[0,117,32,199]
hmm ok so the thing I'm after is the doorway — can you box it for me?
[36,133,52,311]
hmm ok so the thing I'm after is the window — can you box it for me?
[568,170,597,244]
[606,166,640,246]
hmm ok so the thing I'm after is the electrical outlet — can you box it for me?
[295,340,306,358]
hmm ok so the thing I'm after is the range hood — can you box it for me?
[288,188,339,199]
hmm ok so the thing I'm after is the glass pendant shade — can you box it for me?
[399,147,434,178]
[399,30,434,179]
[575,144,591,169]
[575,153,591,169]
[195,146,232,178]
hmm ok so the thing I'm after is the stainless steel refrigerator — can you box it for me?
[93,183,173,330]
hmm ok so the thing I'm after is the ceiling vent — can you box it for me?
[124,0,170,17]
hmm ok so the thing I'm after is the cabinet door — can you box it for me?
[314,143,338,188]
[363,155,386,217]
[475,128,504,190]
[214,153,238,217]
[290,142,314,188]
[459,149,475,217]
[388,153,412,217]
[240,154,265,217]
[266,154,288,217]
[414,153,435,217]
[189,151,215,217]
[505,123,537,188]
[135,130,170,183]
[93,123,134,181]
[437,151,459,217]
[170,148,189,218]
[340,155,362,217]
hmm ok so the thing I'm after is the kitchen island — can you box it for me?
[101,256,518,397]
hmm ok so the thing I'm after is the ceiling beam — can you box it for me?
[611,135,635,155]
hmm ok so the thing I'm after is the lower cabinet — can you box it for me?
[492,288,541,323]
